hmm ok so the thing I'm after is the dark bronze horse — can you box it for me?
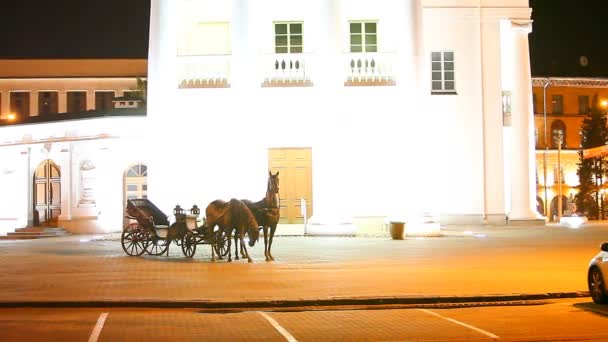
[204,198,260,262]
[242,170,280,261]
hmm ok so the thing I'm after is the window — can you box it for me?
[178,22,231,56]
[275,22,303,53]
[533,93,537,113]
[38,91,58,116]
[578,95,589,114]
[350,22,377,53]
[67,91,86,113]
[552,95,563,114]
[95,91,114,111]
[551,120,566,148]
[10,92,30,118]
[553,166,565,183]
[431,51,455,93]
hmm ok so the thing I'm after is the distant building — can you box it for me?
[0,59,147,234]
[532,77,608,220]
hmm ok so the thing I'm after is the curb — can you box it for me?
[0,292,589,309]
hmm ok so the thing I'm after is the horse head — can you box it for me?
[268,170,280,194]
[247,224,259,247]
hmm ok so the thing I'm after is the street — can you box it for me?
[1,299,607,341]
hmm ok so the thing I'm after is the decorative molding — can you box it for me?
[532,77,608,88]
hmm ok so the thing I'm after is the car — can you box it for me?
[588,242,608,304]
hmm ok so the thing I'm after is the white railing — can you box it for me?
[344,52,395,84]
[177,55,231,88]
[263,53,311,86]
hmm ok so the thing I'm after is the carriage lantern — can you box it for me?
[173,205,184,215]
[191,205,200,215]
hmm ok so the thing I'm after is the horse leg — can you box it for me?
[263,226,270,261]
[268,224,277,261]
[210,228,216,262]
[226,229,233,262]
[240,233,252,263]
[233,235,239,260]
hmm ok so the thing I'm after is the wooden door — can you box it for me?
[269,148,312,224]
[34,160,61,226]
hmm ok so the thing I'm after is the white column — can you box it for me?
[509,21,538,221]
[231,0,253,89]
[58,91,67,113]
[24,147,33,227]
[59,143,72,221]
[30,91,38,116]
[86,90,95,111]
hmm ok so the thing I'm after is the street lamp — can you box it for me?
[542,79,551,219]
[6,113,16,121]
[555,130,563,223]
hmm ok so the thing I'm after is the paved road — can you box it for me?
[1,299,607,341]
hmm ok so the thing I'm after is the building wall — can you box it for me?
[148,0,535,226]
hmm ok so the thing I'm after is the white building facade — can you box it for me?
[146,0,539,230]
[0,0,540,235]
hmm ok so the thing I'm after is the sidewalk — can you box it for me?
[0,223,605,308]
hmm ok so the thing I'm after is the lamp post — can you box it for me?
[556,130,563,223]
[542,79,551,219]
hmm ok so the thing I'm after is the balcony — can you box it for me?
[344,53,396,86]
[177,55,231,89]
[262,53,312,87]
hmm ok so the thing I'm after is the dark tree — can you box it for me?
[575,94,608,219]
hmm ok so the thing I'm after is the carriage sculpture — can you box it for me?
[120,170,281,262]
[120,198,229,258]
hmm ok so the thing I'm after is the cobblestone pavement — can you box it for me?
[0,224,606,305]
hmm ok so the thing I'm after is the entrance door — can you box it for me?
[123,164,148,228]
[269,148,312,224]
[34,160,61,226]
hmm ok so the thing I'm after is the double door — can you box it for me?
[34,160,61,225]
[269,148,313,224]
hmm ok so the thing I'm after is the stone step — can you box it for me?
[0,234,66,240]
[2,227,70,240]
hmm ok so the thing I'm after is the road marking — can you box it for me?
[418,309,499,339]
[88,312,109,342]
[258,311,298,342]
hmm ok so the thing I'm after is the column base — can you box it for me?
[507,218,546,226]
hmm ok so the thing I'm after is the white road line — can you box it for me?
[258,311,298,342]
[418,309,499,340]
[88,312,109,342]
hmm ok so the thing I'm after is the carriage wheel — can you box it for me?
[181,232,197,258]
[121,228,147,256]
[213,230,229,257]
[145,232,169,256]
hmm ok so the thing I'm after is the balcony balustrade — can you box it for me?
[262,53,312,87]
[344,52,396,86]
[177,55,231,88]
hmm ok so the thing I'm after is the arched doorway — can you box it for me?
[33,160,61,226]
[536,196,545,216]
[123,164,148,227]
[550,195,569,222]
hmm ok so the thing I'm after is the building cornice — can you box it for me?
[532,77,608,88]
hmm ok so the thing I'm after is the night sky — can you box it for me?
[1,0,607,77]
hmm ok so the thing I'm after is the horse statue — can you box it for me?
[204,198,260,262]
[242,170,281,261]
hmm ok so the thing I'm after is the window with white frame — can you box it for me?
[431,51,455,93]
[177,22,231,56]
[349,22,377,53]
[275,22,303,53]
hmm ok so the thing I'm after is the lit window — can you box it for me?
[431,51,456,94]
[349,22,377,53]
[275,22,303,54]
